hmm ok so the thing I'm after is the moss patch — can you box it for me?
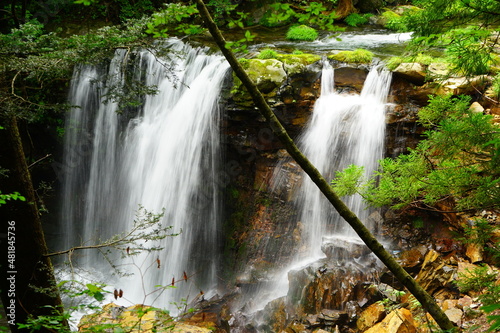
[329,49,374,64]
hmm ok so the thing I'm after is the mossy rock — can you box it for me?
[329,49,374,64]
[232,58,287,102]
[276,54,322,75]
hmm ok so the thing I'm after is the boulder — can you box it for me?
[78,303,213,333]
[364,308,417,333]
[415,249,456,295]
[357,302,386,331]
[393,63,426,85]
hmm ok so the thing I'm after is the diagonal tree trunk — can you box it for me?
[194,1,456,331]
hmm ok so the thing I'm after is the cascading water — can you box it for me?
[248,61,393,317]
[297,61,392,260]
[60,39,230,310]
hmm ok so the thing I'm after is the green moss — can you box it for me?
[329,49,374,64]
[286,25,318,41]
[258,48,279,59]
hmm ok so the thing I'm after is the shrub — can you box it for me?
[381,10,406,31]
[258,48,279,59]
[286,25,318,41]
[330,49,374,64]
[344,13,371,27]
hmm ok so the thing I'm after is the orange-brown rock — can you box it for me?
[356,302,386,332]
[364,308,416,333]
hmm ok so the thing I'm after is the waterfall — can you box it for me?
[248,61,392,314]
[60,39,230,310]
[297,61,392,259]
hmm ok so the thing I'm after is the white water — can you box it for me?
[298,62,392,259]
[252,62,393,311]
[60,39,230,310]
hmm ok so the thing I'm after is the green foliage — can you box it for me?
[145,3,202,38]
[261,3,296,27]
[263,2,338,30]
[482,304,500,332]
[17,305,71,333]
[286,25,318,41]
[225,30,256,53]
[0,191,26,206]
[401,0,500,77]
[258,48,279,59]
[344,13,371,27]
[330,49,374,64]
[331,165,365,197]
[381,10,407,31]
[444,28,493,75]
[492,73,500,99]
[456,265,500,306]
[332,94,500,212]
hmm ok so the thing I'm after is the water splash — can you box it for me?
[60,39,230,310]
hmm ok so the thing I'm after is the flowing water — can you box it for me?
[297,61,392,260]
[60,39,230,310]
[248,61,393,314]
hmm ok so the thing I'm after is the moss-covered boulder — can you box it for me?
[79,303,214,333]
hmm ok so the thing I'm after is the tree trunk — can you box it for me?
[0,115,66,332]
[194,1,456,331]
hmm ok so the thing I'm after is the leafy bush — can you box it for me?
[286,25,318,41]
[330,49,374,64]
[258,48,279,59]
[344,13,371,27]
[381,10,406,31]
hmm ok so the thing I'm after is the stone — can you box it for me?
[393,63,426,85]
[415,249,456,295]
[321,235,371,261]
[469,102,485,113]
[356,302,386,331]
[364,308,416,333]
[457,295,473,309]
[427,63,449,79]
[465,242,483,263]
[334,67,368,91]
[78,303,213,333]
[434,75,490,95]
[398,248,424,269]
[445,307,463,326]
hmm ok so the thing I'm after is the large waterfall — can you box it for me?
[60,39,230,310]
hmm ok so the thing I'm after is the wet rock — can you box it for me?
[318,309,348,327]
[393,63,426,85]
[364,308,416,333]
[287,257,381,315]
[333,67,368,91]
[321,236,372,261]
[356,302,386,331]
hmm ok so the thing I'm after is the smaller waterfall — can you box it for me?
[60,39,230,311]
[246,62,393,316]
[297,61,392,259]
